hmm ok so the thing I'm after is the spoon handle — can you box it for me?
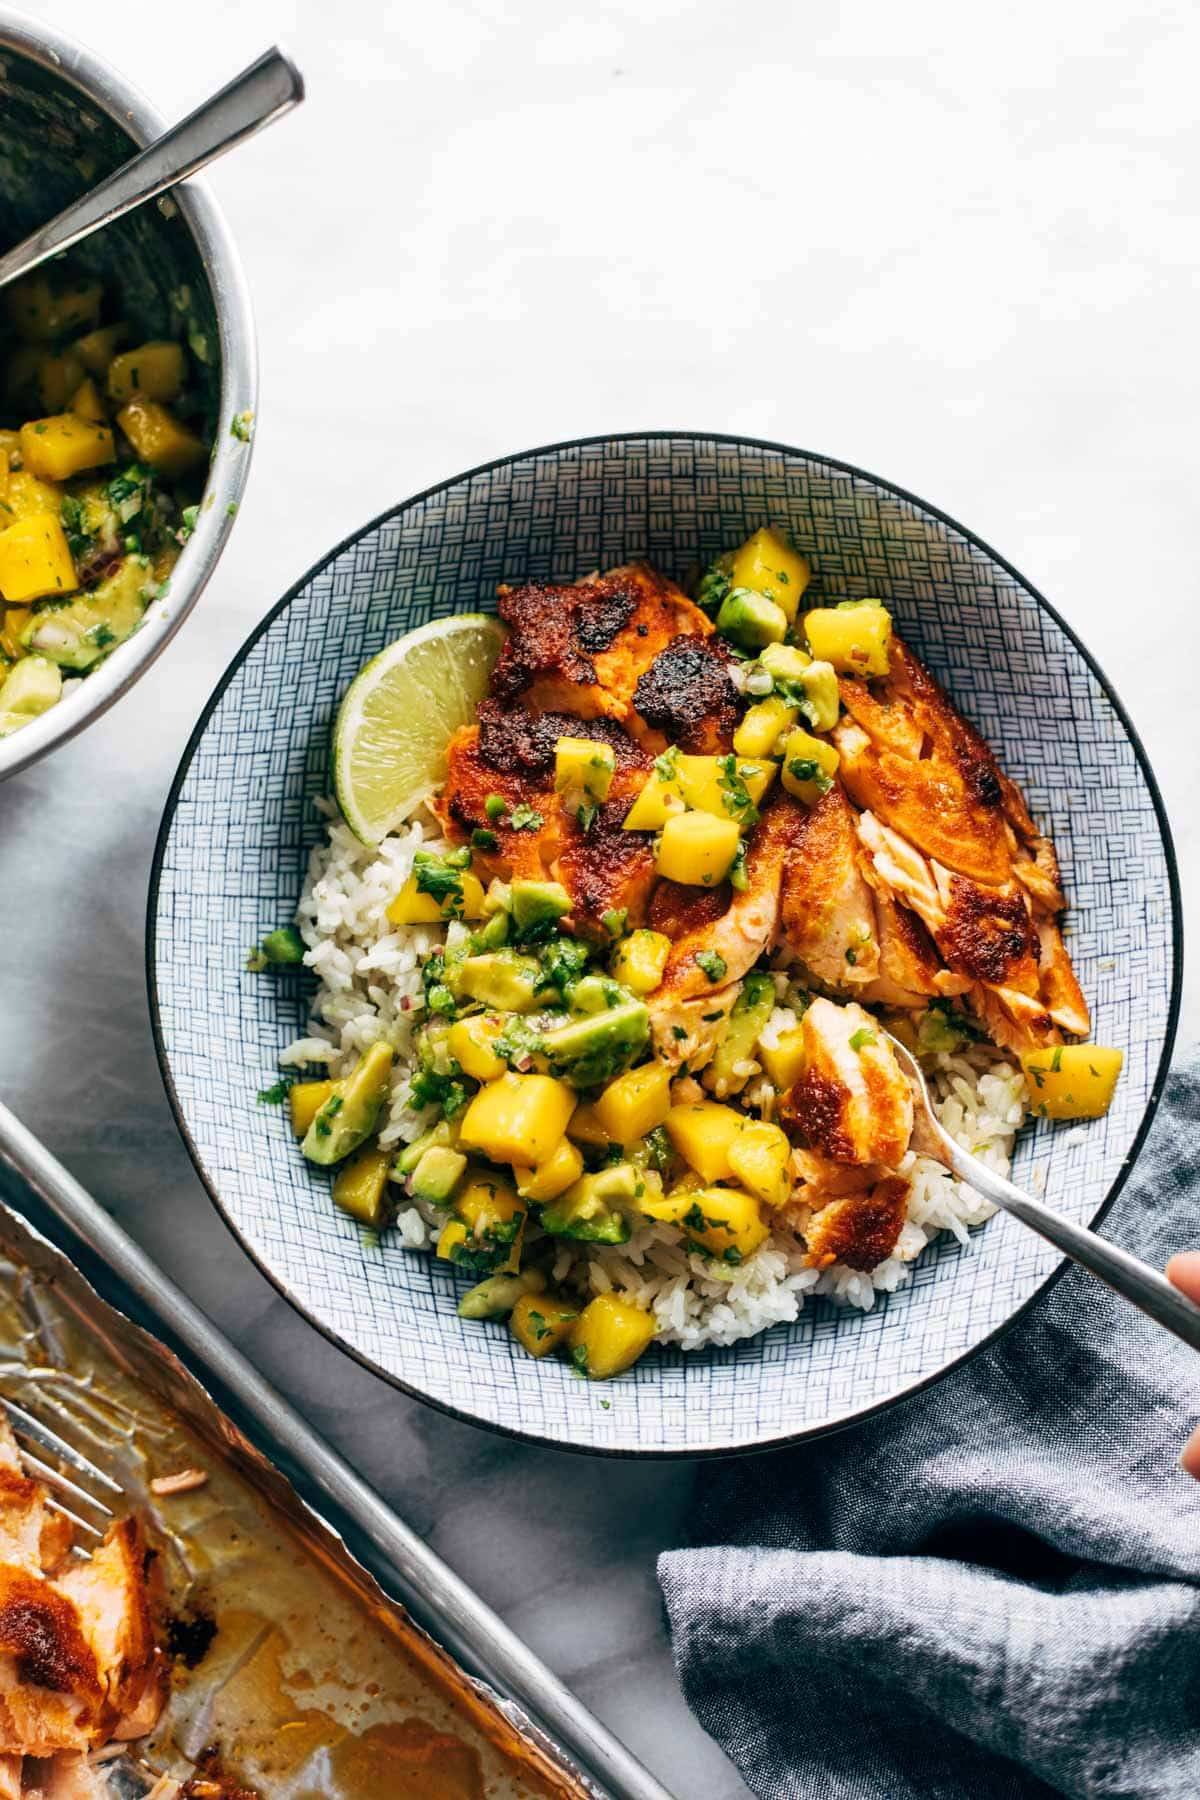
[934,1122,1200,1351]
[0,46,304,290]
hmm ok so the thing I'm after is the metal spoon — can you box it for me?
[0,46,304,290]
[883,1030,1200,1351]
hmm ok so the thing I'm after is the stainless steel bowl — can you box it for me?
[0,9,256,780]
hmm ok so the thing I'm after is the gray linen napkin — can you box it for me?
[659,1055,1200,1800]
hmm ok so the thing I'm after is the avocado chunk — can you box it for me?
[259,925,306,967]
[797,660,839,732]
[758,642,811,683]
[470,909,510,952]
[0,654,61,735]
[706,970,776,1097]
[302,1040,393,1166]
[510,879,571,934]
[716,587,787,651]
[541,1163,641,1244]
[457,950,545,1012]
[23,555,154,671]
[568,972,628,1016]
[457,1267,546,1320]
[540,1000,650,1089]
[410,1144,467,1205]
[392,1118,461,1178]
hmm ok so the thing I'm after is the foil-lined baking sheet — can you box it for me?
[0,1194,598,1799]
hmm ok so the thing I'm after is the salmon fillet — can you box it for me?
[780,997,913,1168]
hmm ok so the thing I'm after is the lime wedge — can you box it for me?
[332,613,506,844]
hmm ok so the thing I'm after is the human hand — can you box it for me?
[1166,1252,1200,1477]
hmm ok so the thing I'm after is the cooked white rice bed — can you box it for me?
[283,811,1027,1351]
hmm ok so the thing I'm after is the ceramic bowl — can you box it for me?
[0,10,255,781]
[148,434,1181,1455]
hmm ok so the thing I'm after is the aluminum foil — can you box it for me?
[0,1197,594,1799]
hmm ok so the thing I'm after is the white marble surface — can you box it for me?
[3,2,1198,1795]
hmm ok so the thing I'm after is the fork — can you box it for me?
[885,1031,1200,1350]
[3,1396,172,1798]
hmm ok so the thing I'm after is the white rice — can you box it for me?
[281,806,1027,1351]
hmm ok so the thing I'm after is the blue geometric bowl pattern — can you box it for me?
[148,435,1181,1455]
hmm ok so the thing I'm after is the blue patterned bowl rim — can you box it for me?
[146,431,1183,1458]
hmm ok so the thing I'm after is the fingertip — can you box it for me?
[1166,1251,1200,1302]
[1180,1427,1200,1480]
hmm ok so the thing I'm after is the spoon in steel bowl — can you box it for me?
[0,46,304,290]
[883,1030,1200,1351]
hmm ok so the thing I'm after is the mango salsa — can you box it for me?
[664,1101,745,1183]
[116,397,206,478]
[19,414,115,482]
[611,928,671,994]
[288,1079,335,1137]
[447,1013,507,1082]
[733,693,797,758]
[516,1136,584,1202]
[458,1072,576,1166]
[780,728,840,807]
[621,768,686,831]
[1020,1046,1123,1120]
[107,340,186,405]
[729,526,812,623]
[654,811,740,886]
[510,1292,580,1358]
[569,1294,657,1379]
[676,755,775,822]
[727,1121,792,1208]
[0,514,76,603]
[804,600,892,678]
[759,1025,807,1092]
[593,1060,673,1145]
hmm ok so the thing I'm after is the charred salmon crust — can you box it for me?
[631,636,740,752]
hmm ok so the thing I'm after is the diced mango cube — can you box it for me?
[804,601,892,678]
[664,1101,745,1183]
[0,471,62,522]
[455,1172,526,1273]
[727,1121,792,1208]
[386,868,486,924]
[332,1145,391,1228]
[437,1220,469,1261]
[107,340,186,404]
[516,1136,584,1202]
[116,398,206,478]
[1020,1045,1123,1120]
[6,271,102,342]
[593,1060,672,1146]
[730,526,812,623]
[676,754,775,821]
[760,1025,807,1091]
[74,322,129,374]
[70,377,107,424]
[622,769,686,831]
[673,1184,770,1263]
[511,1291,580,1358]
[555,735,615,804]
[733,693,797,758]
[0,514,76,603]
[566,1101,610,1148]
[447,1014,507,1082]
[611,928,671,994]
[19,414,115,482]
[654,811,740,887]
[569,1294,657,1379]
[288,1079,335,1137]
[458,1072,576,1166]
[780,728,840,807]
[35,350,86,413]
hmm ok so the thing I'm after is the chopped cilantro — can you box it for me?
[728,839,748,892]
[671,1025,688,1041]
[314,1094,344,1136]
[527,1308,550,1342]
[695,951,727,984]
[1050,1047,1064,1072]
[484,793,507,820]
[653,744,681,783]
[231,410,254,441]
[412,851,465,909]
[717,755,758,828]
[508,802,544,831]
[576,799,599,832]
[601,907,627,937]
[539,935,592,996]
[723,1246,743,1265]
[257,1080,289,1105]
[471,827,499,851]
[848,1028,875,1052]
[408,1066,468,1118]
[570,1343,590,1376]
[845,947,857,965]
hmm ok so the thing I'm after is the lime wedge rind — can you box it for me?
[332,612,505,845]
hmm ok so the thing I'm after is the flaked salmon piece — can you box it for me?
[1013,834,1067,915]
[777,788,880,991]
[780,997,913,1168]
[834,639,1013,888]
[491,564,713,724]
[789,1149,881,1200]
[0,1567,103,1757]
[801,1175,910,1272]
[30,1751,109,1798]
[1036,919,1090,1037]
[933,863,1041,996]
[858,878,969,1008]
[855,809,944,932]
[54,1520,158,1720]
[647,982,741,1072]
[653,796,802,1002]
[0,1470,56,1578]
